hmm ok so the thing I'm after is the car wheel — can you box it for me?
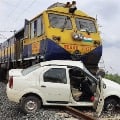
[20,96,41,114]
[104,98,117,112]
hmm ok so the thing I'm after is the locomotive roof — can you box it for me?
[48,7,90,17]
[31,3,95,22]
[46,3,95,20]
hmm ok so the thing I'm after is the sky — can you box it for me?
[0,0,120,75]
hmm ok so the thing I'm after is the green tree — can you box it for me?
[105,73,120,84]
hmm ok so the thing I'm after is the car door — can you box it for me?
[93,75,104,117]
[74,67,104,116]
[39,66,71,104]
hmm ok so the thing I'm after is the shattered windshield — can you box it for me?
[75,18,96,32]
[48,13,72,29]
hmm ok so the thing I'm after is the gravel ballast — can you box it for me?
[0,82,67,120]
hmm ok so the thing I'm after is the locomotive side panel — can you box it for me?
[15,29,24,61]
[23,14,45,60]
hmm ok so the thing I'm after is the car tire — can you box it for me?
[104,98,117,112]
[20,96,41,114]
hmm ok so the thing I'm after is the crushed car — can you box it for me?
[7,60,105,116]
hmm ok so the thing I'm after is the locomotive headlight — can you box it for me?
[73,33,79,40]
[78,33,84,40]
[52,35,61,41]
[73,33,84,41]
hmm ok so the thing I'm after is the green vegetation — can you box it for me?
[105,73,120,84]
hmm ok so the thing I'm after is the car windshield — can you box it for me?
[48,13,72,29]
[22,63,40,75]
[75,18,96,32]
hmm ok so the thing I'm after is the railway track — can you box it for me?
[64,106,120,120]
[64,106,96,120]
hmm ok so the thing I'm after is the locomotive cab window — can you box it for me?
[37,16,44,36]
[43,68,67,84]
[30,16,44,39]
[75,18,96,33]
[48,13,72,29]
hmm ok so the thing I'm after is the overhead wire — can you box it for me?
[13,0,36,29]
[7,0,24,18]
[100,56,117,74]
[1,0,16,7]
[1,0,36,41]
[0,33,7,39]
[1,0,24,37]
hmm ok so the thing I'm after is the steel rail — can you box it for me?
[64,106,96,120]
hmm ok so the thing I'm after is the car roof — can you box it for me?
[40,60,84,68]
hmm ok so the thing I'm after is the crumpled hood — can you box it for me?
[103,78,120,92]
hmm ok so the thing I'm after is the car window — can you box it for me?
[69,67,97,93]
[22,63,40,75]
[70,67,97,84]
[43,68,67,84]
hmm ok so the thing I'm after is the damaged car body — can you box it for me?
[7,60,104,116]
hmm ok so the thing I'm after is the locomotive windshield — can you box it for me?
[75,18,96,33]
[48,13,72,29]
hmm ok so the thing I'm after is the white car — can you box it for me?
[102,78,120,111]
[7,60,106,115]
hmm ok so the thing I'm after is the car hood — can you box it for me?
[9,69,23,77]
[102,78,120,90]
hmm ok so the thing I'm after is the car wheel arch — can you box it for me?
[20,92,43,105]
[105,95,120,103]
